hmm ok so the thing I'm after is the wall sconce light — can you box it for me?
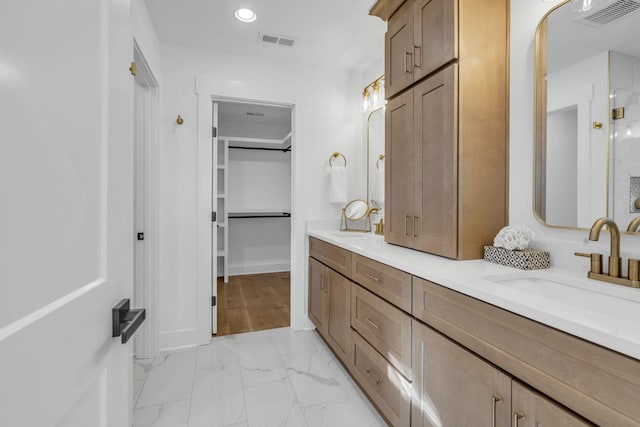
[362,75,385,113]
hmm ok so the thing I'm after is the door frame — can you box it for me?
[195,78,298,337]
[133,40,160,358]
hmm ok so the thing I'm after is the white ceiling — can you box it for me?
[547,1,640,72]
[144,0,386,71]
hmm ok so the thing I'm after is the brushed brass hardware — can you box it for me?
[329,152,346,167]
[579,218,640,287]
[574,252,603,274]
[365,273,383,283]
[321,276,329,293]
[513,411,525,426]
[593,121,603,129]
[176,115,184,125]
[414,45,422,67]
[629,259,640,288]
[405,214,411,236]
[129,61,137,76]
[366,317,382,330]
[376,154,385,169]
[413,216,419,238]
[405,51,413,73]
[375,218,384,235]
[589,218,621,277]
[491,395,503,427]
[629,216,640,232]
[365,368,382,385]
[636,197,640,210]
[612,107,625,120]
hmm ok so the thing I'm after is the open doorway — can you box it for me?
[212,98,293,336]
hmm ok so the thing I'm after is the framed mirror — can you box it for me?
[341,199,377,232]
[535,0,640,231]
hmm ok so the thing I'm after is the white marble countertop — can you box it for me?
[306,226,640,361]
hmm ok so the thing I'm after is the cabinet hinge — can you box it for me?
[129,61,137,76]
[212,212,217,222]
[212,127,218,137]
[211,296,217,307]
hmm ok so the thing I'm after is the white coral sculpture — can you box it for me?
[493,225,535,251]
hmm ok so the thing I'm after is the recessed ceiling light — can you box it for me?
[235,8,256,23]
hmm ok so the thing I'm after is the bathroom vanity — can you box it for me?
[307,230,640,427]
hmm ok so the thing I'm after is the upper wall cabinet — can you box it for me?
[385,0,457,98]
[377,0,509,260]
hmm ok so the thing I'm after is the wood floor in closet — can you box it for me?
[216,272,291,336]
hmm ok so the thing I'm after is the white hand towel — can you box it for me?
[376,165,385,204]
[329,165,348,204]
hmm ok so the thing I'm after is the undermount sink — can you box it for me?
[481,270,640,339]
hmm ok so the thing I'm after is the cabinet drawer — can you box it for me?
[352,331,411,427]
[309,236,352,278]
[412,277,640,426]
[352,253,412,312]
[351,283,412,380]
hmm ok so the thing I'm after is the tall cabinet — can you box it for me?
[379,0,508,260]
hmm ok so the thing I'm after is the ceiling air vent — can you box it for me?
[574,0,640,26]
[258,33,297,48]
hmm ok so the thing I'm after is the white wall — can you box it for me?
[159,43,365,348]
[131,0,161,84]
[510,2,640,274]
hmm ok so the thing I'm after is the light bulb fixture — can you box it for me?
[235,8,256,23]
[363,88,371,112]
[362,75,385,113]
[570,0,601,12]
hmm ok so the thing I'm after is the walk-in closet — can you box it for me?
[213,99,292,336]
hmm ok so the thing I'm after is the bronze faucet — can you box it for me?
[589,217,621,277]
[576,217,639,288]
[628,216,640,233]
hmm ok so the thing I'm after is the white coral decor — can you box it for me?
[493,225,535,251]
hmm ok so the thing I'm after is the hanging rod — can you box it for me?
[229,146,291,152]
[228,211,291,219]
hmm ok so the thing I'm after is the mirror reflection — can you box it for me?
[344,199,369,220]
[535,0,640,230]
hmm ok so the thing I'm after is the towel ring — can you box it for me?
[329,152,347,167]
[376,154,385,169]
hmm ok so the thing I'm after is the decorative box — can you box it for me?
[483,246,550,270]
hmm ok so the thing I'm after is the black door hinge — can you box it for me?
[212,127,217,137]
[137,232,144,241]
[211,212,217,222]
[211,296,217,307]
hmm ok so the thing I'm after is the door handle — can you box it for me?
[513,411,525,427]
[413,216,419,237]
[112,299,146,344]
[414,45,422,68]
[405,213,412,236]
[491,395,502,427]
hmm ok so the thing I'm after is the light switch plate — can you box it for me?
[631,177,640,213]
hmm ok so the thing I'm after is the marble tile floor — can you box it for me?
[133,327,388,427]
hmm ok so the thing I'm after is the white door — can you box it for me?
[0,0,134,425]
[211,102,219,334]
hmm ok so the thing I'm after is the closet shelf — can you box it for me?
[228,211,291,219]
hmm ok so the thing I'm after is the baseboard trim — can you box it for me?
[226,262,290,276]
[159,328,209,352]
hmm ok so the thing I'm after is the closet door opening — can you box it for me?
[212,98,293,336]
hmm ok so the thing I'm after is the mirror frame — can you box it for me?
[533,0,619,232]
[367,104,385,206]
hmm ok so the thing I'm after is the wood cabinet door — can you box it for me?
[412,320,512,427]
[413,0,457,82]
[511,381,595,427]
[385,0,415,98]
[385,88,415,249]
[413,64,458,258]
[325,267,352,365]
[308,257,327,332]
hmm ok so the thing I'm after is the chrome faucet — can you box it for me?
[588,217,621,277]
[628,216,640,233]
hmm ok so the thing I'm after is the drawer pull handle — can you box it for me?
[405,214,411,236]
[321,276,329,293]
[414,45,422,68]
[413,216,419,237]
[365,369,382,385]
[366,317,382,330]
[365,273,383,283]
[491,395,502,427]
[513,411,525,427]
